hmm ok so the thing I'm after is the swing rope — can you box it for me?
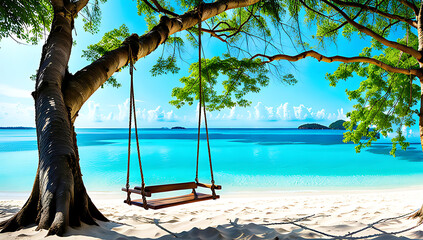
[195,4,216,197]
[195,11,202,183]
[125,4,218,207]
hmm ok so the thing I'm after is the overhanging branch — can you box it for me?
[251,50,422,77]
[397,0,419,16]
[331,0,417,28]
[63,0,261,121]
[75,0,89,13]
[322,0,422,60]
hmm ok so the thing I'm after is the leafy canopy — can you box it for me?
[291,0,420,154]
[0,0,52,44]
[83,0,296,110]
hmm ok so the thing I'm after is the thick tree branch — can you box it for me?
[63,0,260,121]
[322,0,422,60]
[418,1,423,53]
[251,50,423,78]
[331,0,417,28]
[50,0,64,11]
[75,0,89,13]
[397,0,419,16]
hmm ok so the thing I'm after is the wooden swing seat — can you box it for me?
[124,192,219,210]
[122,181,221,210]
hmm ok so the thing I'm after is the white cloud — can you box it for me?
[313,109,326,120]
[337,108,347,120]
[0,102,34,126]
[247,110,252,120]
[276,102,292,120]
[227,107,236,120]
[214,113,222,120]
[0,84,32,99]
[254,102,276,121]
[165,110,176,121]
[87,101,112,122]
[207,102,347,123]
[147,106,164,121]
[116,98,130,122]
[145,106,177,122]
[400,125,419,138]
[293,104,311,120]
[76,98,179,127]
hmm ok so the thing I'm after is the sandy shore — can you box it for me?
[1,188,423,239]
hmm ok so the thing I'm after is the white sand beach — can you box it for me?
[1,188,423,239]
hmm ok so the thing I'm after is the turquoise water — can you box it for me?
[1,128,423,193]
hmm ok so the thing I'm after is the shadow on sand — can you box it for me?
[58,215,423,240]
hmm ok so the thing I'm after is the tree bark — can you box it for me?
[409,3,423,222]
[0,2,106,236]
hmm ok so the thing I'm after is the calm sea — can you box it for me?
[1,128,423,193]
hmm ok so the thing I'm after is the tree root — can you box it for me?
[0,172,108,236]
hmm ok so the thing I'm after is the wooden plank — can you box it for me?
[129,193,220,210]
[121,187,152,197]
[124,199,147,208]
[196,182,222,190]
[134,182,197,194]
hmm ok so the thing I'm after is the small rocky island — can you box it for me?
[298,123,330,129]
[328,120,346,130]
[298,120,346,130]
[171,126,186,130]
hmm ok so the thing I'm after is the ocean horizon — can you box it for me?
[1,128,423,194]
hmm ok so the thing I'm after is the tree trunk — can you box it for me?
[410,3,423,222]
[0,5,106,236]
[410,75,423,222]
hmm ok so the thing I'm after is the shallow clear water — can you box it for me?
[1,128,423,193]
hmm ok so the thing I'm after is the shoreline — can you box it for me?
[3,185,423,200]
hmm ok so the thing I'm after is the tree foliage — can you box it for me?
[85,0,296,110]
[276,0,422,154]
[82,24,129,87]
[0,0,52,44]
[170,55,269,110]
[329,36,420,155]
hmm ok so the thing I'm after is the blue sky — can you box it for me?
[0,0,414,131]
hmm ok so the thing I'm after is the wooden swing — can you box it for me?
[122,14,221,210]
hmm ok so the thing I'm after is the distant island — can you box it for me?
[298,120,378,139]
[298,123,329,129]
[0,127,35,129]
[328,120,346,130]
[299,120,346,130]
[171,126,186,130]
